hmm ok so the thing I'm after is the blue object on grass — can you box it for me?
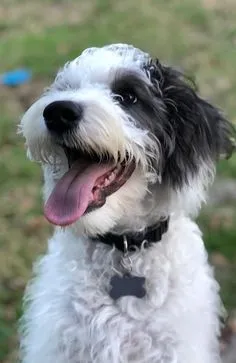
[0,68,32,87]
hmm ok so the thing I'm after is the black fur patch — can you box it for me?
[112,62,235,188]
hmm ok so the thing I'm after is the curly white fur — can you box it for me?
[20,217,221,363]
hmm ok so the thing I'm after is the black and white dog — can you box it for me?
[20,44,235,363]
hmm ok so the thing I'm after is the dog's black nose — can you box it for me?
[43,101,83,134]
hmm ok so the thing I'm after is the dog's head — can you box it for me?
[20,44,235,236]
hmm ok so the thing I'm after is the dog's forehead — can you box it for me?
[54,44,151,88]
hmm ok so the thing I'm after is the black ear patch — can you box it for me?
[144,59,236,188]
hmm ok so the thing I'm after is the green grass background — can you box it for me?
[0,0,236,361]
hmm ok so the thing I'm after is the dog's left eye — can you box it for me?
[114,91,138,106]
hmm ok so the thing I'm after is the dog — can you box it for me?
[19,44,235,363]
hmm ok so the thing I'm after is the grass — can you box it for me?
[0,0,236,361]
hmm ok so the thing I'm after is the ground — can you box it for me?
[0,0,236,362]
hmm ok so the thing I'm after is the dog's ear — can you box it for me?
[145,59,236,187]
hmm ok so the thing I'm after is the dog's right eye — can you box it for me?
[114,91,138,106]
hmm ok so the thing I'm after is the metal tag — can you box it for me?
[109,273,146,300]
[109,235,146,300]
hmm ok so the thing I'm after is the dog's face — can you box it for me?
[20,44,234,236]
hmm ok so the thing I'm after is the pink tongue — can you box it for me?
[44,161,113,226]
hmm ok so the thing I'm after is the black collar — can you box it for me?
[95,218,169,252]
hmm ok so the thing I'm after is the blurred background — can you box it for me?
[0,0,236,362]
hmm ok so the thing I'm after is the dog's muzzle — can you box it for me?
[42,101,136,227]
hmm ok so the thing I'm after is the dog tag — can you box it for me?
[109,273,146,300]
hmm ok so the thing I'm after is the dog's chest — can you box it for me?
[63,281,176,363]
[56,244,178,362]
[21,224,221,363]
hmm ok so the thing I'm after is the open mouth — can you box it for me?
[44,146,136,226]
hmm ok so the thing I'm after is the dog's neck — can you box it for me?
[94,218,169,252]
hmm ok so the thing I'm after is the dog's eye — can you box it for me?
[114,91,137,106]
